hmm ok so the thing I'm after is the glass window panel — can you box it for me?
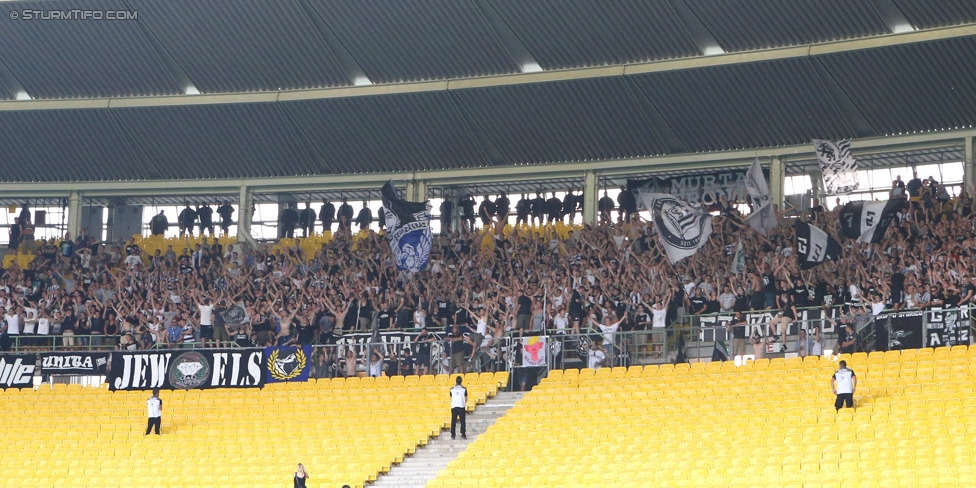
[940,162,964,182]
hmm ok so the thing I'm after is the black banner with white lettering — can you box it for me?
[874,310,924,350]
[0,354,36,389]
[795,221,842,269]
[40,352,108,375]
[628,168,757,207]
[108,349,265,391]
[925,307,970,348]
[839,200,902,244]
[334,330,443,370]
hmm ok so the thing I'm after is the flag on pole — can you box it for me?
[220,302,251,328]
[744,157,777,235]
[794,221,842,269]
[380,181,433,272]
[638,192,713,265]
[711,340,729,362]
[813,139,859,195]
[838,200,901,244]
[729,239,746,274]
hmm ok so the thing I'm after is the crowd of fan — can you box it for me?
[0,172,974,373]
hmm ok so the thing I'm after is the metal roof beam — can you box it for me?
[0,24,972,112]
[2,127,973,198]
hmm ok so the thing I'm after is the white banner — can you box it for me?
[744,157,776,235]
[640,192,713,264]
[814,139,859,195]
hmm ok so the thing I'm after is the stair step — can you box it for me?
[369,391,521,487]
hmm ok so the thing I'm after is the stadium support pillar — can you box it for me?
[67,191,82,239]
[809,169,823,202]
[965,136,975,195]
[405,179,428,202]
[417,180,429,201]
[583,170,597,226]
[770,156,785,210]
[237,185,253,244]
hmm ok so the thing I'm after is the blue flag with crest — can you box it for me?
[381,181,432,273]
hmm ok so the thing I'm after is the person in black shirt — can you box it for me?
[515,195,530,226]
[355,203,373,231]
[377,301,394,330]
[546,193,562,223]
[8,218,20,251]
[440,199,455,233]
[446,323,471,374]
[337,199,354,232]
[178,205,197,237]
[616,186,637,223]
[598,191,614,225]
[398,349,415,376]
[319,200,335,234]
[196,205,214,236]
[563,191,578,223]
[217,202,235,236]
[149,211,169,236]
[704,291,720,314]
[687,289,707,316]
[494,192,510,221]
[478,196,496,227]
[278,204,299,239]
[453,195,472,232]
[792,279,809,308]
[728,311,748,358]
[516,291,532,331]
[907,171,923,199]
[838,322,857,354]
[298,204,316,238]
[530,193,545,226]
[413,327,434,375]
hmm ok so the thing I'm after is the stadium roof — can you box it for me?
[0,0,974,183]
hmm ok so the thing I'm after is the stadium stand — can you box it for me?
[0,372,505,488]
[430,348,976,488]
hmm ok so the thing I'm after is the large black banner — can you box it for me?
[873,310,924,350]
[925,307,970,348]
[0,354,36,389]
[629,168,761,207]
[108,349,265,391]
[40,352,108,375]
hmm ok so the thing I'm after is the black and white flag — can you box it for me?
[838,200,901,244]
[729,239,746,275]
[744,157,776,235]
[639,192,712,264]
[794,221,842,269]
[220,302,250,328]
[381,181,432,273]
[814,139,859,195]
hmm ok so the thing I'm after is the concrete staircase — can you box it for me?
[371,391,525,488]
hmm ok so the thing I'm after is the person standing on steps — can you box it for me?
[450,376,467,440]
[146,388,162,435]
